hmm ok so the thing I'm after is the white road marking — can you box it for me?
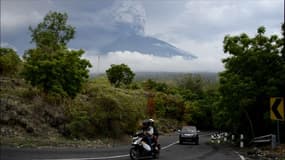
[161,140,178,150]
[234,151,246,160]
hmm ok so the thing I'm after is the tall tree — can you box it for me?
[217,25,285,138]
[29,11,75,51]
[22,11,91,98]
[106,64,135,87]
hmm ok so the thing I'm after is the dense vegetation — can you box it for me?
[216,25,285,140]
[0,11,284,144]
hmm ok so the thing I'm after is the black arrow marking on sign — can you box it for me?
[272,98,282,119]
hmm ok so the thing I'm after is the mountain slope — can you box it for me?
[70,0,197,59]
[99,34,196,59]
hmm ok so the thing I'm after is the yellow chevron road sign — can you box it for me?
[270,97,284,121]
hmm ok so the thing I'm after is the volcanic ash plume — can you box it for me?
[111,0,146,35]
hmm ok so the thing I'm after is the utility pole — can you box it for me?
[97,55,100,74]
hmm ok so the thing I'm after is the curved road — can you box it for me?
[0,132,242,160]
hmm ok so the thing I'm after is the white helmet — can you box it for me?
[149,119,154,126]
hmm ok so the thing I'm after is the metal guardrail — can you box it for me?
[210,133,277,149]
[251,134,276,149]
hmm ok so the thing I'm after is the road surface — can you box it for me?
[0,132,243,160]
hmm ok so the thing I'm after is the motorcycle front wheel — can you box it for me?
[130,148,138,160]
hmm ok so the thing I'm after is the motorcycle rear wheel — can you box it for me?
[130,148,138,160]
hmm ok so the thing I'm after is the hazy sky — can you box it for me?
[1,0,283,73]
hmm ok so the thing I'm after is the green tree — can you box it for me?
[217,25,285,137]
[142,79,170,93]
[22,11,91,98]
[0,48,22,76]
[106,64,135,87]
[29,11,75,51]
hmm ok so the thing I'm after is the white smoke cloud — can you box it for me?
[83,51,224,73]
[112,0,146,35]
[80,0,146,35]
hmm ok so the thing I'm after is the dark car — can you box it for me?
[178,126,199,145]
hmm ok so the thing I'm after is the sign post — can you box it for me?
[277,120,280,144]
[270,97,284,144]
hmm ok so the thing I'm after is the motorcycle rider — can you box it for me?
[141,119,153,151]
[141,119,159,151]
[129,119,160,160]
[149,119,159,150]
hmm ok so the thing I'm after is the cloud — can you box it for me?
[0,42,18,52]
[83,51,223,73]
[1,0,54,33]
[145,0,283,42]
[187,0,282,37]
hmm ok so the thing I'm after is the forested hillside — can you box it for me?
[0,73,216,146]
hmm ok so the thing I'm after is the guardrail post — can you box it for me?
[240,134,244,148]
[211,135,214,143]
[232,135,235,142]
[272,134,276,149]
[224,132,228,142]
[217,137,221,144]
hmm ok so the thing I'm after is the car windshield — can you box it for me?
[182,126,196,132]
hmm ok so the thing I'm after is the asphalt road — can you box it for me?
[0,132,242,160]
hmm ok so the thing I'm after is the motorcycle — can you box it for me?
[129,131,160,160]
